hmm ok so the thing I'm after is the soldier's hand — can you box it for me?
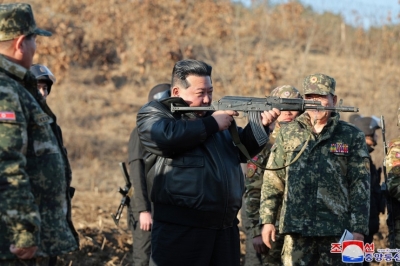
[212,110,239,131]
[261,223,276,249]
[252,235,269,254]
[139,211,152,231]
[261,108,280,126]
[9,244,37,259]
[352,232,364,241]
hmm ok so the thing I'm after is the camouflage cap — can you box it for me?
[270,85,301,99]
[303,73,336,96]
[0,3,52,41]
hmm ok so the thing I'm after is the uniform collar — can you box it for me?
[0,54,47,108]
[0,54,28,81]
[296,112,340,136]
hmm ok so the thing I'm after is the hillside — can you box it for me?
[12,0,400,265]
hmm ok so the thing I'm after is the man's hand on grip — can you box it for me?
[212,110,239,131]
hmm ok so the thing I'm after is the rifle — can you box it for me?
[171,96,359,170]
[111,162,133,226]
[381,115,395,248]
[170,96,359,114]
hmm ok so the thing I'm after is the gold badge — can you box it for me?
[246,155,259,178]
[247,166,256,178]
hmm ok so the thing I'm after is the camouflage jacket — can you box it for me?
[387,137,400,202]
[260,112,371,236]
[0,55,79,259]
[244,128,278,238]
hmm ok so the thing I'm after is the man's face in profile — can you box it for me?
[173,75,213,116]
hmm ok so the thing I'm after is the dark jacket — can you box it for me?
[127,127,151,215]
[136,96,268,229]
[368,157,382,236]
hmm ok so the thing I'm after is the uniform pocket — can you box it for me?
[332,153,350,177]
[284,144,302,171]
[164,155,204,198]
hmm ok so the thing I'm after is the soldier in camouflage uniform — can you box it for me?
[0,3,79,266]
[387,107,400,261]
[243,85,302,266]
[260,73,370,265]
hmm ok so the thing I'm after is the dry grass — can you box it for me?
[3,0,399,264]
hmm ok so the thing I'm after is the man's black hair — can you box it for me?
[171,59,212,89]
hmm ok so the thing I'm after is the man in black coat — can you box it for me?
[136,59,280,266]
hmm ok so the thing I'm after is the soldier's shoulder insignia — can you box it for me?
[364,158,370,173]
[0,111,15,121]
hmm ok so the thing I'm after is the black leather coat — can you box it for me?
[136,96,268,229]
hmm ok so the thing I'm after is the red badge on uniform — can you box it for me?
[0,111,16,121]
[247,155,258,178]
[396,152,400,159]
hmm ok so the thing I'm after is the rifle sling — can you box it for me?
[228,120,311,171]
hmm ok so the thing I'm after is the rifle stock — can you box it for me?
[171,96,359,113]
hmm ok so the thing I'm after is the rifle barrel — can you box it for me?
[304,106,359,112]
[171,105,359,113]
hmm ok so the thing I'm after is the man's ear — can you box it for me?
[13,35,25,58]
[172,87,180,97]
[332,95,338,106]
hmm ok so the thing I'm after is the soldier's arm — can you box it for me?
[259,135,286,225]
[128,128,151,212]
[244,167,262,237]
[244,143,273,237]
[0,88,40,248]
[387,142,400,200]
[347,131,370,236]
